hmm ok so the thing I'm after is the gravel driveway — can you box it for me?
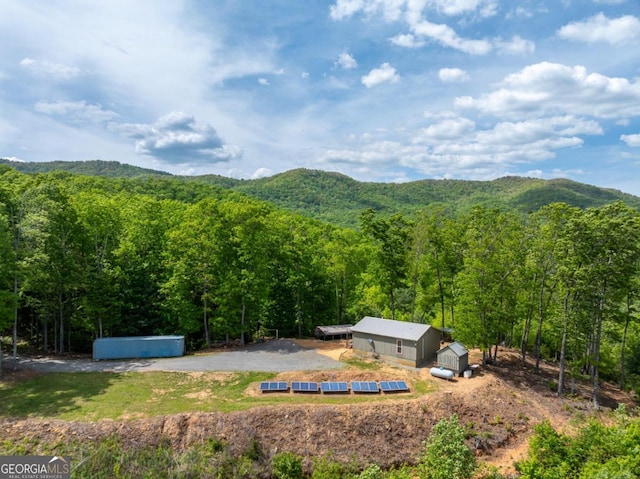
[5,339,345,373]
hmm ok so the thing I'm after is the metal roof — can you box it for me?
[314,324,353,336]
[350,316,435,341]
[437,341,468,357]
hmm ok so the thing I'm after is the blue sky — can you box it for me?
[1,1,640,195]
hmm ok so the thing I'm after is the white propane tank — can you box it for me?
[430,367,455,380]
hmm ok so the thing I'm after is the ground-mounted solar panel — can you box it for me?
[380,380,410,392]
[260,381,289,392]
[320,381,349,393]
[291,381,319,393]
[350,381,379,393]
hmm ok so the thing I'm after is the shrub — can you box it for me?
[418,414,476,479]
[272,451,304,479]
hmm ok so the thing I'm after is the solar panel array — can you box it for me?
[291,381,320,393]
[260,380,409,394]
[351,381,379,393]
[259,381,288,392]
[379,380,409,392]
[320,381,349,393]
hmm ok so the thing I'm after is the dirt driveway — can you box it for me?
[4,338,348,373]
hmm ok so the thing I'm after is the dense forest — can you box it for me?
[3,159,640,227]
[1,163,640,408]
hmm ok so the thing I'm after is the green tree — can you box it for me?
[456,207,523,364]
[360,209,412,321]
[72,191,122,338]
[418,414,476,479]
[412,206,464,329]
[164,198,224,347]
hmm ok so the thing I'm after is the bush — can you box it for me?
[272,452,304,479]
[418,414,476,479]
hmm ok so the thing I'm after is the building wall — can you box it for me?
[352,326,440,367]
[352,332,419,367]
[421,328,442,365]
[93,336,185,360]
[437,349,469,374]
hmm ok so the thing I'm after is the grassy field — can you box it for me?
[0,369,435,421]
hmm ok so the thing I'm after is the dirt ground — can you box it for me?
[1,340,637,476]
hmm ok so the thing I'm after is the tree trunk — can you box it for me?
[558,324,567,396]
[12,276,18,371]
[620,293,631,390]
[59,292,65,354]
[203,296,210,348]
[591,294,605,410]
[240,301,246,346]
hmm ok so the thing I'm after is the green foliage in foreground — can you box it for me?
[517,407,640,479]
[418,414,477,479]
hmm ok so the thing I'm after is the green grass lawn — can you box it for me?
[0,370,435,421]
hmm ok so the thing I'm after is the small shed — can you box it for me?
[314,324,353,341]
[350,316,441,368]
[436,341,469,374]
[93,335,185,361]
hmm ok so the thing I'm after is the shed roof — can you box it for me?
[351,316,434,341]
[437,341,468,357]
[315,324,353,336]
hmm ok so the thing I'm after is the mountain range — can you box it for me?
[2,158,638,227]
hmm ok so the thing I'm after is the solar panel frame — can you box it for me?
[320,381,349,393]
[350,381,379,393]
[380,380,409,392]
[291,381,319,393]
[259,381,289,392]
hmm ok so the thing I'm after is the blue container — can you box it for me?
[93,335,185,360]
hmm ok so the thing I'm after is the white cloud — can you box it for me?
[455,62,640,120]
[411,19,492,55]
[558,13,640,45]
[251,167,272,179]
[258,78,270,85]
[330,0,367,20]
[438,68,469,83]
[429,0,498,17]
[416,117,476,140]
[330,0,494,55]
[494,35,535,55]
[621,134,640,147]
[361,63,399,87]
[390,34,425,48]
[318,114,603,181]
[115,112,240,165]
[337,52,358,69]
[34,101,118,123]
[330,0,404,21]
[20,57,82,80]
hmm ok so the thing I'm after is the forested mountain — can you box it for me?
[0,159,171,178]
[1,161,640,409]
[3,159,639,227]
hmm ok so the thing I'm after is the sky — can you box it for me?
[1,1,640,195]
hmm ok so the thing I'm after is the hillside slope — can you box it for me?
[1,348,635,475]
[3,159,639,227]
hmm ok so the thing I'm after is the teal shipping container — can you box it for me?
[93,335,185,360]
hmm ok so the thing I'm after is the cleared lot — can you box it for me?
[6,338,346,373]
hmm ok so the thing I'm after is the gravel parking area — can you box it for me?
[4,339,345,373]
